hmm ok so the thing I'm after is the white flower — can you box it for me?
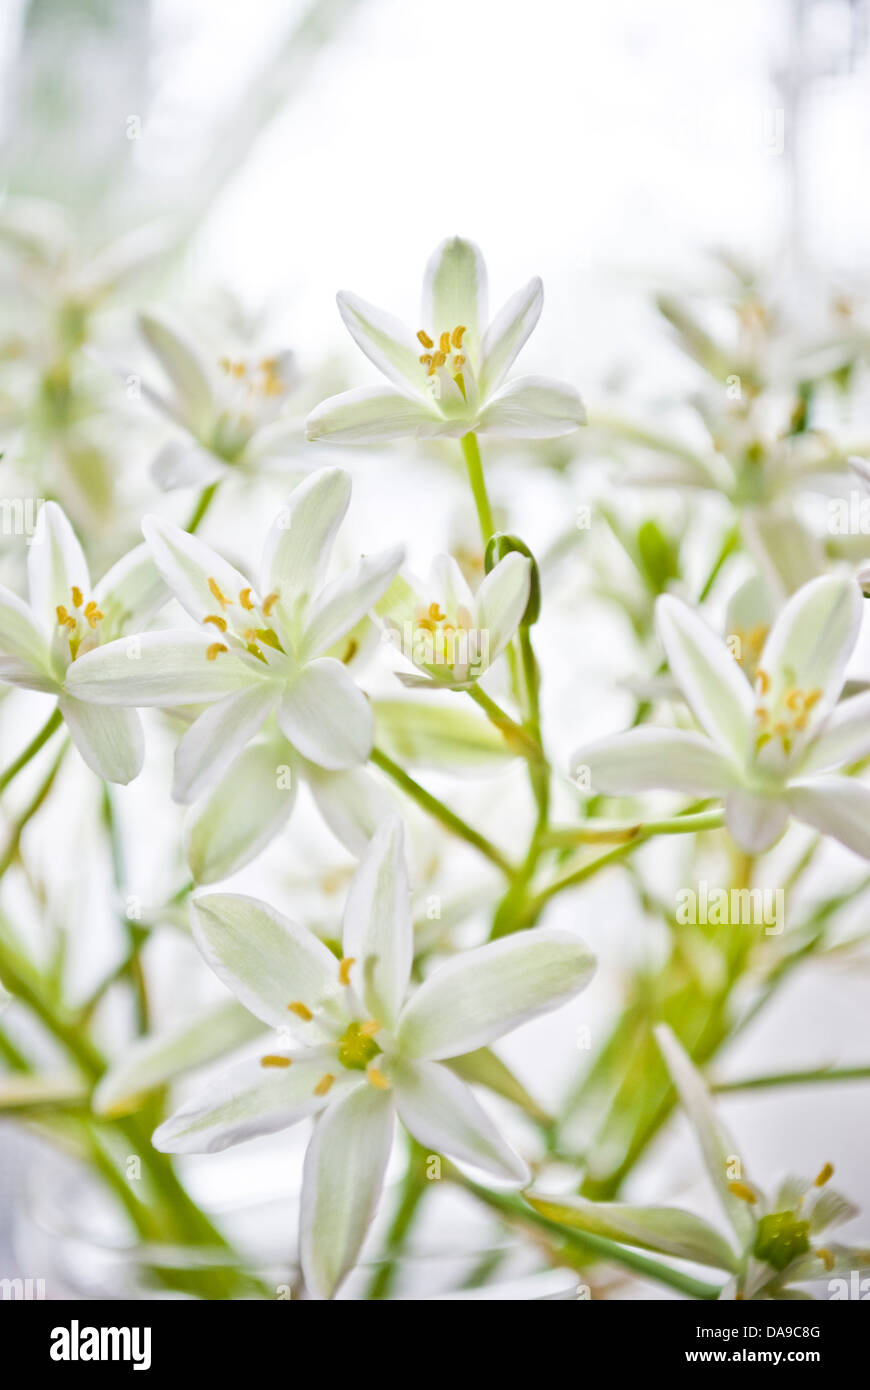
[306,236,586,444]
[572,573,870,855]
[65,468,404,813]
[382,551,531,690]
[0,502,166,782]
[138,311,300,490]
[152,819,596,1299]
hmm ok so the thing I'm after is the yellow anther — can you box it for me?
[419,353,433,366]
[756,669,770,695]
[815,1247,835,1270]
[804,688,822,711]
[56,605,74,628]
[367,1067,391,1091]
[260,1054,292,1069]
[314,1073,335,1096]
[428,602,446,622]
[261,357,278,374]
[84,601,103,628]
[338,957,355,986]
[231,361,246,378]
[288,1001,313,1022]
[451,325,466,348]
[203,613,227,632]
[341,638,358,664]
[728,1180,758,1204]
[71,586,83,609]
[785,689,803,710]
[754,707,769,722]
[439,330,451,354]
[205,642,227,661]
[262,592,279,616]
[358,1019,381,1038]
[417,329,434,349]
[815,1162,834,1187]
[453,354,465,370]
[208,577,231,608]
[239,587,255,611]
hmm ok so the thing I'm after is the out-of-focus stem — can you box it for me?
[0,706,63,793]
[460,432,494,543]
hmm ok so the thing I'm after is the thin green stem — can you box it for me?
[371,746,515,877]
[101,784,149,1031]
[0,741,68,878]
[185,481,219,534]
[365,1139,429,1300]
[542,808,724,848]
[713,1065,870,1094]
[0,707,63,793]
[460,432,494,542]
[467,685,543,762]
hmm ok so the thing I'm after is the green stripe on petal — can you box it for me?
[422,237,488,363]
[475,375,586,438]
[306,385,442,444]
[341,817,412,1029]
[656,594,754,760]
[64,632,265,705]
[59,694,144,785]
[262,467,351,612]
[573,727,742,796]
[172,683,278,803]
[336,291,425,391]
[525,1191,739,1272]
[393,1057,528,1184]
[185,738,298,884]
[479,277,544,397]
[278,657,373,770]
[786,778,870,859]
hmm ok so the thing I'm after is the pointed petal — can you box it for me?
[306,764,397,856]
[479,277,543,395]
[93,543,169,634]
[0,584,52,685]
[393,1058,528,1184]
[28,501,90,633]
[172,683,278,802]
[301,546,404,660]
[786,778,870,858]
[572,726,741,795]
[654,1025,756,1248]
[263,467,350,612]
[341,818,412,1028]
[656,594,754,758]
[190,892,341,1030]
[306,385,441,444]
[758,573,862,715]
[475,375,586,438]
[475,552,531,659]
[64,632,264,705]
[58,694,144,784]
[800,691,870,775]
[725,790,788,851]
[397,928,595,1061]
[139,311,213,434]
[141,514,252,626]
[300,1082,394,1299]
[152,1051,336,1154]
[278,658,373,769]
[422,237,488,362]
[336,291,425,390]
[185,738,298,884]
[429,553,476,613]
[525,1191,739,1272]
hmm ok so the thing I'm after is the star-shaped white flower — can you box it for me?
[306,237,586,444]
[65,468,404,805]
[572,573,870,855]
[0,502,166,782]
[152,819,596,1299]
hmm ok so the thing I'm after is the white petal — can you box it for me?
[428,553,476,614]
[479,277,543,396]
[172,684,278,802]
[341,818,412,1028]
[301,545,404,660]
[336,291,425,390]
[422,236,488,362]
[724,790,788,852]
[0,584,52,685]
[397,928,595,1061]
[300,1082,394,1299]
[139,311,213,434]
[151,438,224,491]
[58,694,144,784]
[571,726,742,795]
[656,594,754,759]
[278,658,373,769]
[758,573,862,715]
[306,764,397,856]
[392,1058,528,1184]
[27,501,90,633]
[185,738,298,884]
[64,631,264,704]
[786,778,870,858]
[141,514,252,626]
[799,691,870,775]
[475,552,532,658]
[93,543,169,635]
[152,1051,336,1154]
[191,892,341,1031]
[263,466,350,611]
[475,375,586,438]
[306,385,442,444]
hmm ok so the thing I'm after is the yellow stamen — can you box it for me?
[358,1019,381,1038]
[208,577,230,608]
[453,354,465,370]
[756,668,770,695]
[203,613,227,631]
[439,331,451,354]
[785,688,803,711]
[262,592,279,616]
[205,642,227,661]
[239,587,255,611]
[754,707,769,722]
[728,1180,758,1204]
[84,601,103,628]
[419,353,433,366]
[367,1067,391,1091]
[804,688,822,711]
[815,1162,834,1187]
[232,361,246,378]
[260,1054,292,1069]
[288,1001,313,1022]
[417,329,434,349]
[452,325,466,348]
[71,586,83,609]
[815,1247,834,1270]
[338,957,355,986]
[428,602,446,622]
[314,1073,335,1096]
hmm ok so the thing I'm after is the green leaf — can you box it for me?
[447,1047,552,1125]
[525,1190,739,1272]
[0,1073,86,1111]
[373,699,515,773]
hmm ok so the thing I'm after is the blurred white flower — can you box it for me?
[306,236,586,444]
[152,819,596,1298]
[572,573,870,855]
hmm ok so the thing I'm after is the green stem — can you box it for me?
[0,741,68,877]
[101,784,149,1031]
[460,432,495,543]
[185,482,219,534]
[713,1065,870,1093]
[467,685,543,762]
[365,1138,429,1300]
[371,747,514,877]
[542,808,724,847]
[0,707,63,793]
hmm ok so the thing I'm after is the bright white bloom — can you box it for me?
[382,552,531,690]
[138,311,300,490]
[65,468,403,806]
[572,573,870,855]
[306,237,586,444]
[153,819,596,1299]
[0,502,166,782]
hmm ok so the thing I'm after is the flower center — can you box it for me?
[202,577,283,662]
[336,1020,382,1071]
[218,356,286,399]
[753,668,822,757]
[417,325,467,398]
[56,586,104,661]
[753,1211,811,1271]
